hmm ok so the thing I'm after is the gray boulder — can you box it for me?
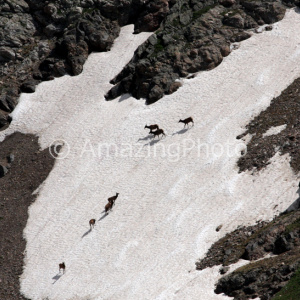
[0,47,15,62]
[0,164,8,178]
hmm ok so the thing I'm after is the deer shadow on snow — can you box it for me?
[172,128,189,136]
[144,139,161,147]
[98,211,110,221]
[52,273,63,284]
[137,134,153,142]
[81,228,92,238]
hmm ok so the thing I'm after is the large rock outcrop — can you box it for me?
[0,0,169,129]
[196,208,300,299]
[1,0,299,129]
[106,0,294,104]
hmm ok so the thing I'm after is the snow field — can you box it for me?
[1,10,300,300]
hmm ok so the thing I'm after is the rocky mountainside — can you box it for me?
[0,133,57,299]
[1,0,299,130]
[201,207,300,300]
[1,1,300,299]
[196,208,300,299]
[0,0,168,129]
[237,77,300,174]
[106,0,297,103]
[195,72,300,299]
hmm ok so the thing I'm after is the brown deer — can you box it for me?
[59,262,65,273]
[105,202,113,214]
[89,219,96,229]
[179,117,194,127]
[150,128,165,139]
[108,192,119,207]
[145,124,159,133]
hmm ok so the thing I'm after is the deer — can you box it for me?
[89,219,96,229]
[179,117,194,128]
[145,124,159,133]
[59,262,65,273]
[105,201,113,214]
[150,128,165,139]
[108,192,119,207]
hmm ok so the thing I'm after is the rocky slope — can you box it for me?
[216,247,300,300]
[194,46,300,298]
[196,186,300,299]
[0,0,169,129]
[195,70,300,299]
[105,0,297,103]
[237,77,300,174]
[1,1,300,299]
[1,0,299,130]
[0,133,57,299]
[209,207,300,300]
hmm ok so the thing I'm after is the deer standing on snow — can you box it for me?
[179,117,194,128]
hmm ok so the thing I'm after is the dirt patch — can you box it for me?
[0,132,57,299]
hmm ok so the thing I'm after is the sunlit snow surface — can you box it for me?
[1,10,300,300]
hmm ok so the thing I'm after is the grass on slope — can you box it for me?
[272,267,300,300]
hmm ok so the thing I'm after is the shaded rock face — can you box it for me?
[106,0,293,104]
[0,0,169,130]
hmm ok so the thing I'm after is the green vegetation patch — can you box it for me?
[273,267,300,300]
[151,38,164,57]
[192,3,217,20]
[83,7,99,14]
[172,18,181,27]
[285,217,300,234]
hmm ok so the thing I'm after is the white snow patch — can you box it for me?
[263,124,287,137]
[1,10,300,300]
